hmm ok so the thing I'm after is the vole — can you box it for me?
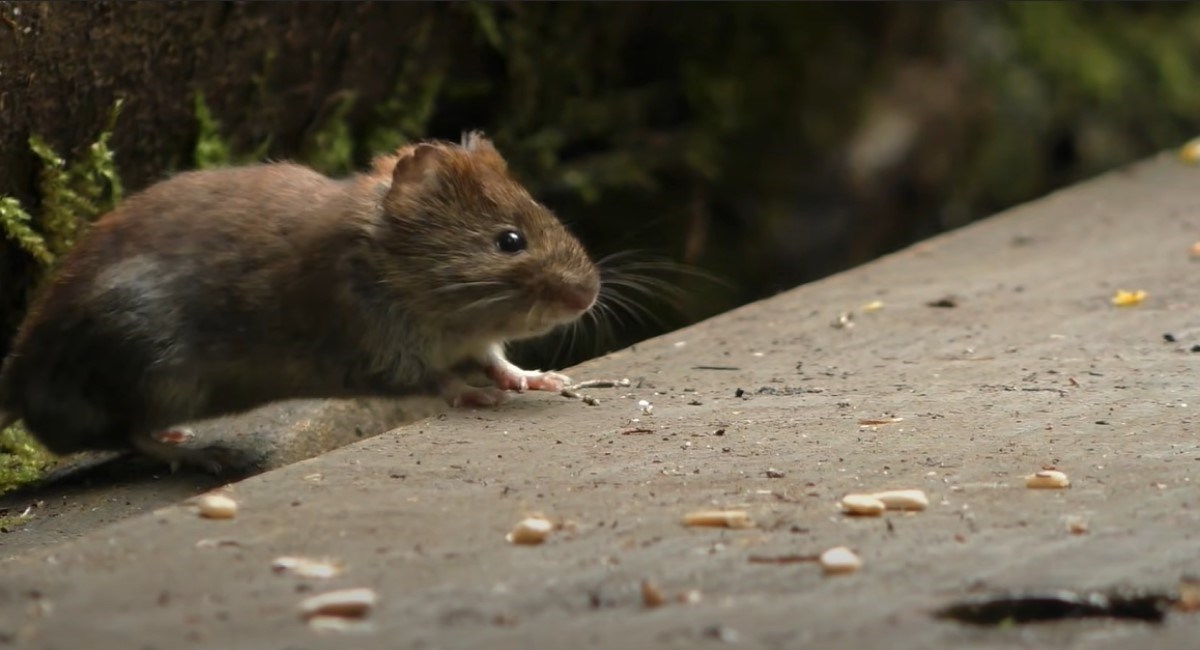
[0,132,600,472]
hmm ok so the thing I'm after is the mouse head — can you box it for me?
[368,132,600,342]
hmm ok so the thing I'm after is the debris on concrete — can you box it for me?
[682,510,754,529]
[934,588,1174,625]
[1111,289,1147,306]
[820,546,862,575]
[506,516,555,545]
[1025,470,1071,489]
[298,587,378,621]
[194,493,238,519]
[272,556,344,579]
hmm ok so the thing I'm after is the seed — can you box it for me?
[641,580,666,608]
[1064,516,1089,535]
[506,516,554,545]
[839,494,886,516]
[682,510,754,529]
[677,589,703,604]
[195,494,238,519]
[870,489,929,511]
[1177,577,1200,612]
[1026,470,1070,489]
[298,588,377,620]
[820,546,862,575]
[1111,289,1146,307]
[272,556,343,579]
[1180,137,1200,165]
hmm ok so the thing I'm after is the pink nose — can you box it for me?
[557,283,598,312]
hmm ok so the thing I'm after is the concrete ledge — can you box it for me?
[2,152,1199,648]
[0,396,435,555]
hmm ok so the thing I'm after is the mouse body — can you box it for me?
[0,132,600,470]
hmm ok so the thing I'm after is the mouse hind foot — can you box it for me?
[131,432,235,475]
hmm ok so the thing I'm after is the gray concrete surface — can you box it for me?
[0,395,437,556]
[2,151,1199,649]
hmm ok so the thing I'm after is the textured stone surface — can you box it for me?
[2,152,1199,648]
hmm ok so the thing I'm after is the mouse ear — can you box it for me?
[390,143,442,190]
[461,131,507,170]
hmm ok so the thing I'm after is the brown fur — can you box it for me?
[0,132,599,466]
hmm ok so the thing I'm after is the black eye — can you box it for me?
[495,229,526,254]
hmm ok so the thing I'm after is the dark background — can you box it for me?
[2,2,1198,369]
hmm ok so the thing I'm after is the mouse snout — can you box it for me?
[553,279,600,314]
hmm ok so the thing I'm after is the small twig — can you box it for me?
[560,378,631,406]
[619,428,655,435]
[747,554,819,565]
[559,388,599,405]
[567,378,631,391]
[857,417,904,426]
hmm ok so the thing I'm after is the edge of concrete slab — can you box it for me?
[2,151,1199,649]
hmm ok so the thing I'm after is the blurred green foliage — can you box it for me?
[951,3,1200,214]
[0,99,124,268]
[0,423,50,497]
[0,99,126,491]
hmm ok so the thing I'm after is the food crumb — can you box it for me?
[870,489,929,511]
[641,580,666,608]
[506,516,555,545]
[1111,289,1146,307]
[272,556,344,579]
[1179,137,1200,165]
[677,589,703,605]
[820,546,862,575]
[298,587,377,621]
[195,494,238,519]
[682,510,754,529]
[839,494,886,517]
[1065,516,1089,535]
[1026,470,1070,489]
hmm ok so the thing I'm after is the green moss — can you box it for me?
[193,91,234,169]
[302,90,359,176]
[0,515,30,531]
[0,101,123,492]
[465,1,504,50]
[0,423,53,496]
[0,98,124,268]
[193,91,272,169]
[365,14,443,156]
[0,197,53,265]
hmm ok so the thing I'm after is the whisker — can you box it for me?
[429,280,510,295]
[589,302,615,357]
[600,290,667,331]
[550,317,571,368]
[455,293,514,313]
